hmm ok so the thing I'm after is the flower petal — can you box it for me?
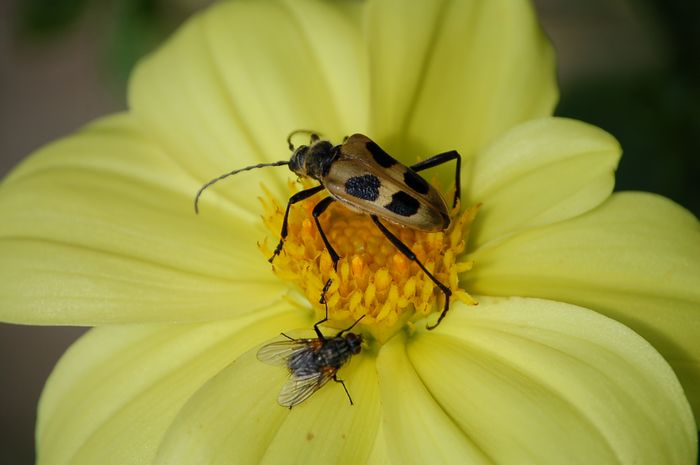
[467,192,700,421]
[36,305,309,465]
[155,338,380,464]
[365,0,557,159]
[466,118,621,248]
[130,0,368,208]
[365,422,391,465]
[376,333,492,465]
[408,298,696,465]
[0,114,289,325]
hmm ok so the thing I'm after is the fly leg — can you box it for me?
[335,315,366,337]
[333,374,354,406]
[371,215,452,330]
[319,277,333,306]
[313,300,330,340]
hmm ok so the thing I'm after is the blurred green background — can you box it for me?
[0,1,698,464]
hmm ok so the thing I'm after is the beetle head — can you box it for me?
[289,140,335,180]
[288,145,308,176]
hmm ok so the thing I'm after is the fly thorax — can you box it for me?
[312,352,323,366]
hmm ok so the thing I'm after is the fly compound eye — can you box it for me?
[344,333,363,354]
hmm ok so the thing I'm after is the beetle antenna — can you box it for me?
[194,160,289,214]
[287,129,324,151]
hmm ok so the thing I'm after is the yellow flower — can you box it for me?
[0,1,698,464]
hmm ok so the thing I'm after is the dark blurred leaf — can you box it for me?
[557,73,700,217]
[17,0,92,36]
[103,0,169,94]
[558,0,700,217]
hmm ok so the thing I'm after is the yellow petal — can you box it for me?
[467,118,621,247]
[408,298,696,465]
[365,421,391,465]
[0,114,288,325]
[365,0,557,159]
[129,0,368,209]
[155,339,380,464]
[36,305,309,465]
[376,333,492,465]
[468,192,700,422]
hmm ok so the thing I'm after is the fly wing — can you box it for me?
[277,371,334,408]
[256,339,312,366]
[324,134,449,232]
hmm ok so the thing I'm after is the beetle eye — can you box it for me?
[289,146,307,172]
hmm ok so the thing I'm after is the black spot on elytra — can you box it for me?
[403,170,430,194]
[345,174,381,201]
[384,191,420,217]
[366,141,397,168]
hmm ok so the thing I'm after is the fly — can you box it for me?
[257,306,365,408]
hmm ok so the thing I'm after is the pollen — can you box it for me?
[259,180,478,342]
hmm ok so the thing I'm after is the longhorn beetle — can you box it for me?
[194,130,462,329]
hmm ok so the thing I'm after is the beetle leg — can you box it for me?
[410,150,462,208]
[312,196,339,267]
[333,374,354,406]
[312,196,339,306]
[370,215,452,330]
[269,185,325,264]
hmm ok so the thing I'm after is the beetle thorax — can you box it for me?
[288,140,338,180]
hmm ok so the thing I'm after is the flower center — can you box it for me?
[260,181,478,342]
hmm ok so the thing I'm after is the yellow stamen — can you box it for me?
[260,180,478,342]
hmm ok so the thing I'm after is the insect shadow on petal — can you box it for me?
[256,303,365,408]
[195,130,462,329]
